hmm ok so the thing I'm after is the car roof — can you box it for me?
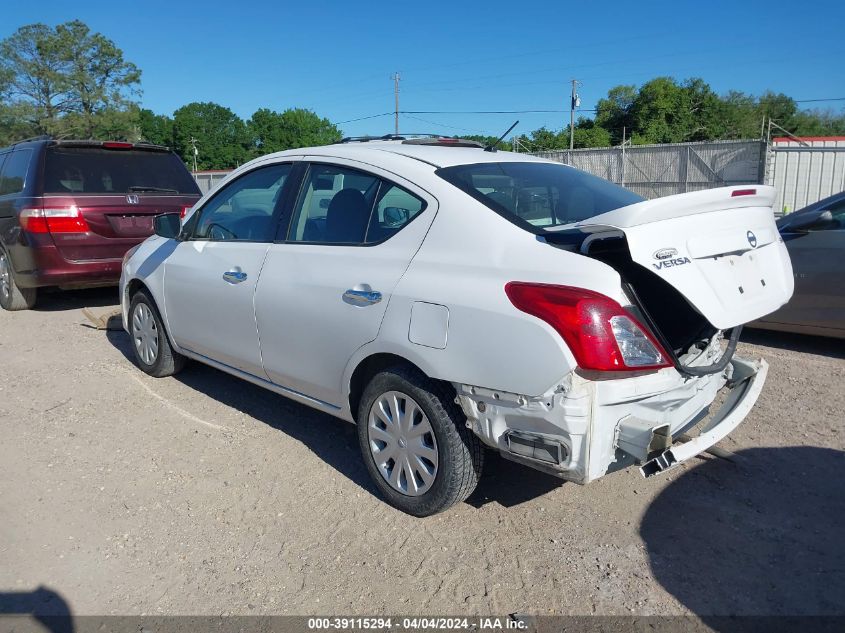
[261,140,553,169]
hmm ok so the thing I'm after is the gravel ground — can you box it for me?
[0,287,843,617]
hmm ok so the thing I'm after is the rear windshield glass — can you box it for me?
[436,161,643,232]
[44,147,200,195]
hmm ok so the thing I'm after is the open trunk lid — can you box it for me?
[564,185,794,330]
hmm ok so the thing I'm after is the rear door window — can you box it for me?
[43,147,199,195]
[0,149,33,196]
[287,163,426,244]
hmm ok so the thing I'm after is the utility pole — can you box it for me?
[393,72,401,135]
[190,136,198,173]
[569,79,580,150]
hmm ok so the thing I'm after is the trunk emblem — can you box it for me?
[653,248,678,260]
[126,194,139,205]
[747,231,757,248]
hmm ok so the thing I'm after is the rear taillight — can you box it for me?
[20,207,90,234]
[505,282,672,372]
[731,188,756,197]
[179,204,193,218]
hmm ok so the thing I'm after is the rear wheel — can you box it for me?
[0,250,36,311]
[357,366,483,516]
[129,290,185,377]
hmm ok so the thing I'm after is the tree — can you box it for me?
[53,20,141,138]
[594,84,637,145]
[247,107,341,156]
[715,91,760,139]
[0,20,141,140]
[173,102,250,169]
[572,118,612,148]
[138,108,173,146]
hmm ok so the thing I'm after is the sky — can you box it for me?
[3,0,845,139]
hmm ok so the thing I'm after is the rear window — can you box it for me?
[43,147,200,195]
[436,161,643,232]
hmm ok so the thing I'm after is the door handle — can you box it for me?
[343,288,382,306]
[223,269,248,284]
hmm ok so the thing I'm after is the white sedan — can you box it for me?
[120,137,794,516]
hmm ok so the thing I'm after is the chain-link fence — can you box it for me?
[532,140,767,199]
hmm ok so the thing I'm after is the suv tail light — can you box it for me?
[20,207,90,234]
[505,282,672,372]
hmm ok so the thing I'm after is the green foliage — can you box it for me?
[248,107,341,156]
[138,108,174,146]
[536,78,844,149]
[0,20,140,141]
[173,102,251,170]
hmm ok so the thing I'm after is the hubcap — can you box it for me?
[131,302,159,365]
[0,253,10,301]
[368,391,439,497]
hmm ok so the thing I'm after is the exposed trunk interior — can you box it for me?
[547,232,718,354]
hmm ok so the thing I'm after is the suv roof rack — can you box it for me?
[50,139,171,152]
[337,133,433,143]
[8,134,53,146]
[336,133,483,148]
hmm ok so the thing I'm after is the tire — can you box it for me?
[128,290,185,377]
[357,365,484,516]
[0,249,36,311]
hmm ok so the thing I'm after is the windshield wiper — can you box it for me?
[128,186,179,193]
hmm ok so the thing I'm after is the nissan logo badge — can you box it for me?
[653,248,678,260]
[747,230,757,248]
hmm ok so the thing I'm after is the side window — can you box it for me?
[368,183,425,242]
[288,164,380,244]
[288,163,425,245]
[191,164,291,242]
[0,149,33,196]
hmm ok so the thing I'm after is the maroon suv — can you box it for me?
[0,138,201,310]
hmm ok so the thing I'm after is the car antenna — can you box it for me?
[484,120,519,152]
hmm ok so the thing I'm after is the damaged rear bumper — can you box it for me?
[639,356,767,477]
[455,354,767,484]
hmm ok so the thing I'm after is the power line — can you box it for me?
[402,109,569,114]
[402,114,490,134]
[795,97,845,103]
[331,112,392,125]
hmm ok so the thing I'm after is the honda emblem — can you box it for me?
[126,194,139,205]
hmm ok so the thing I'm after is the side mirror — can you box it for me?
[383,206,410,227]
[782,209,833,232]
[154,213,181,239]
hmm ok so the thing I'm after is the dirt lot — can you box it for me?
[1,287,843,617]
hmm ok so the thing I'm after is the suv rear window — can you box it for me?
[43,147,200,195]
[436,161,643,232]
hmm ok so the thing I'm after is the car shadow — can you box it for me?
[640,446,845,620]
[33,286,119,312]
[467,451,564,508]
[105,328,563,510]
[741,327,845,359]
[0,586,74,632]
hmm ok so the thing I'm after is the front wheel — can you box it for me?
[357,366,484,516]
[129,290,185,377]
